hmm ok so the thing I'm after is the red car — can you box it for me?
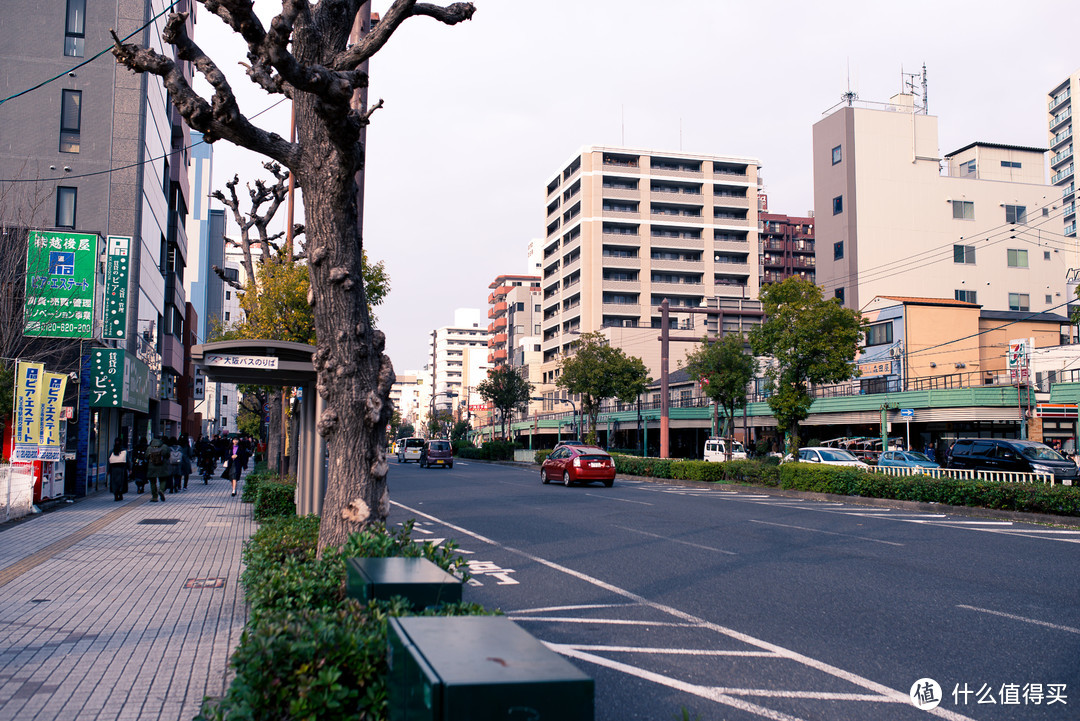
[541,445,615,487]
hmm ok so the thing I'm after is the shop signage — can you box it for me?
[204,354,279,369]
[102,235,131,339]
[23,230,98,338]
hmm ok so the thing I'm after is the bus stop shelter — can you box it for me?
[190,340,326,515]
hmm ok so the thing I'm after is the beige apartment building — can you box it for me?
[813,92,1065,313]
[1048,72,1078,242]
[539,146,762,384]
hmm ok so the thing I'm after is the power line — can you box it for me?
[0,0,180,108]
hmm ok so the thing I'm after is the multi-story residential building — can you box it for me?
[390,372,424,429]
[0,0,194,487]
[539,145,762,383]
[813,91,1061,312]
[486,274,541,367]
[759,207,816,286]
[1048,73,1078,242]
[427,309,490,420]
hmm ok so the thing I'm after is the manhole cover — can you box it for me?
[184,577,226,589]
[139,519,180,525]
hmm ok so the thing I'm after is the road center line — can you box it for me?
[614,525,737,555]
[510,616,696,628]
[748,519,905,547]
[585,493,652,505]
[562,644,777,657]
[391,501,973,721]
[956,604,1080,634]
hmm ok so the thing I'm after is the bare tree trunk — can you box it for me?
[267,396,283,473]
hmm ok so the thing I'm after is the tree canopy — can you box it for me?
[556,332,650,444]
[749,277,864,455]
[476,365,534,440]
[684,333,757,458]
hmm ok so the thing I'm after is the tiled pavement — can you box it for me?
[0,470,255,721]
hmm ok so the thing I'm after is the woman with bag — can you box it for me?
[131,437,148,494]
[227,437,242,497]
[107,439,129,502]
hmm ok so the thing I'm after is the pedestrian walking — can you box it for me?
[177,433,193,489]
[166,436,184,492]
[238,435,252,472]
[131,437,148,494]
[227,437,242,497]
[107,439,129,502]
[146,438,171,502]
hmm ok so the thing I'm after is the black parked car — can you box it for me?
[946,438,1078,483]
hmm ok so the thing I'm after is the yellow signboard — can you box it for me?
[14,361,45,461]
[39,372,68,460]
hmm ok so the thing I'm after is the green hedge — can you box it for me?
[201,518,490,721]
[457,440,520,461]
[776,464,1080,517]
[253,479,297,520]
[240,468,279,503]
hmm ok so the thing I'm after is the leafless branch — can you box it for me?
[331,1,476,71]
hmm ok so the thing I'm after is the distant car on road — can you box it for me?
[420,440,453,469]
[396,437,425,463]
[877,450,940,469]
[946,438,1078,483]
[541,445,615,487]
[703,437,747,461]
[792,447,871,469]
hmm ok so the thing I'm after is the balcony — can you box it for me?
[492,317,507,331]
[488,333,507,347]
[491,349,508,362]
[601,254,640,268]
[487,301,507,319]
[763,239,786,251]
[649,258,702,271]
[1051,126,1073,151]
[763,255,785,267]
[1051,146,1073,169]
[712,163,748,178]
[1050,107,1072,132]
[1052,164,1074,185]
[601,302,641,316]
[1049,88,1071,112]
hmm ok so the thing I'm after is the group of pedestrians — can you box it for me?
[106,432,256,502]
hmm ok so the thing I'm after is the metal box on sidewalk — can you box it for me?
[345,557,461,609]
[387,616,594,721]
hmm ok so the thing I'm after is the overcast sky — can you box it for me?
[193,0,1079,372]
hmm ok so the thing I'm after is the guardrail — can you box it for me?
[873,465,1058,485]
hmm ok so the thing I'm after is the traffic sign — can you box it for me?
[899,408,914,417]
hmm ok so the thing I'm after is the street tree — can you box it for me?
[683,333,757,459]
[556,332,650,444]
[476,365,533,440]
[112,0,474,552]
[749,277,864,456]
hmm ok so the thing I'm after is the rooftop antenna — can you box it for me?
[841,59,857,106]
[901,63,928,114]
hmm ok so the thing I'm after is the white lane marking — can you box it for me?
[957,604,1080,634]
[748,519,905,547]
[392,501,974,721]
[511,616,697,628]
[563,644,777,657]
[910,520,1013,526]
[512,604,635,614]
[547,644,809,721]
[1007,529,1080,534]
[585,493,653,505]
[614,525,737,555]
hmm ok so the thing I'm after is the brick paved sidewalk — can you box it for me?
[0,470,256,721]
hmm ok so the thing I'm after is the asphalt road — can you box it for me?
[386,458,1080,721]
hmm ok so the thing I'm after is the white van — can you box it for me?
[703,437,747,462]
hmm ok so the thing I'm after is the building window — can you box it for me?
[225,290,231,300]
[834,287,845,303]
[961,160,976,175]
[1001,160,1022,169]
[1005,205,1027,224]
[222,395,228,405]
[832,195,843,215]
[59,90,81,153]
[64,0,86,57]
[952,200,974,219]
[1007,249,1028,268]
[1046,294,1054,304]
[534,305,541,312]
[865,322,893,346]
[1009,293,1030,311]
[954,289,977,303]
[953,244,976,264]
[833,241,844,260]
[224,311,231,322]
[831,145,842,165]
[1045,251,1052,261]
[55,186,76,228]
[534,324,541,334]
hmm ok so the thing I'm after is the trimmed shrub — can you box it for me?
[457,440,520,461]
[534,449,552,465]
[240,468,278,503]
[253,479,297,520]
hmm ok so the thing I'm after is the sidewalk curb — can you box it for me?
[471,458,1080,529]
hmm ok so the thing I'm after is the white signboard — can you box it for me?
[204,354,279,370]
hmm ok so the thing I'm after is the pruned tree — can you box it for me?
[556,332,650,444]
[683,333,757,460]
[111,0,476,552]
[476,365,533,440]
[749,277,864,456]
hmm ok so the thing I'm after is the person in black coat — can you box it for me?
[107,439,129,501]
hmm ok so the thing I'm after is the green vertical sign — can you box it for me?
[24,230,98,338]
[90,348,123,408]
[103,235,131,339]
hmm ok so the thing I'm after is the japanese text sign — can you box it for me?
[24,230,98,338]
[39,372,68,460]
[14,361,45,461]
[103,235,130,339]
[204,354,279,370]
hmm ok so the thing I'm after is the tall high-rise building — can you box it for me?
[539,146,761,381]
[427,309,490,420]
[813,91,1059,311]
[486,274,540,367]
[1048,73,1078,241]
[0,0,194,452]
